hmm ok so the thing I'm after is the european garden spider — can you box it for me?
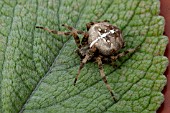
[36,20,137,100]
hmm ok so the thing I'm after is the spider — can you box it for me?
[36,20,137,101]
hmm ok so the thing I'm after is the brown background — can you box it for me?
[158,0,170,113]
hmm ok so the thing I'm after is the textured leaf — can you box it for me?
[0,0,168,113]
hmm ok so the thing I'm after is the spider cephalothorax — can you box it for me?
[36,20,137,101]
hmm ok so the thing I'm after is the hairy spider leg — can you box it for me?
[62,24,88,48]
[74,47,97,85]
[96,56,116,101]
[36,25,83,48]
[86,22,96,30]
[62,24,84,34]
[61,24,90,46]
[36,26,71,35]
[81,32,89,46]
[110,48,137,61]
[74,55,89,86]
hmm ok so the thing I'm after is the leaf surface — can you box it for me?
[0,0,168,113]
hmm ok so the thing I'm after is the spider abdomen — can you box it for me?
[88,22,124,56]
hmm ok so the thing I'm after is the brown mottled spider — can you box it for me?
[36,20,137,101]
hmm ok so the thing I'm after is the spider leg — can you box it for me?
[111,48,137,61]
[36,26,71,35]
[36,25,82,48]
[62,24,86,48]
[96,56,116,101]
[81,32,89,46]
[62,24,85,34]
[74,47,97,85]
[86,22,96,30]
[74,54,89,85]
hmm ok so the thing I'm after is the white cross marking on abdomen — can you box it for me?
[90,29,115,48]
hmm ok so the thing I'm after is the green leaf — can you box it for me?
[0,0,168,113]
